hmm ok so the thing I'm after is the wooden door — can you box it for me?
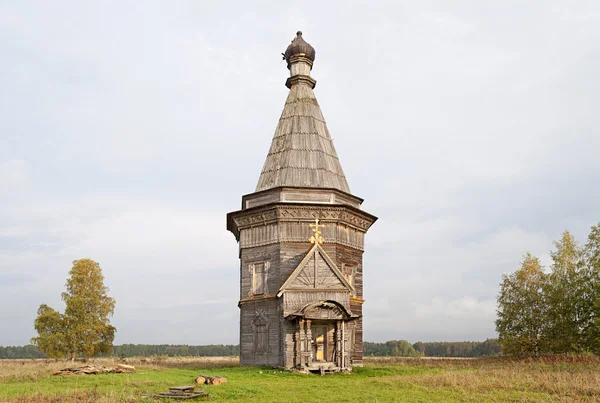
[313,326,327,362]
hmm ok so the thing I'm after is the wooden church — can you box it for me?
[227,31,376,372]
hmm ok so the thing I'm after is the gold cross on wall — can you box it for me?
[309,218,324,244]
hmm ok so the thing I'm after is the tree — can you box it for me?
[32,304,68,358]
[412,341,425,355]
[496,253,547,356]
[471,339,501,356]
[583,223,600,353]
[32,259,116,360]
[388,340,421,357]
[544,231,593,354]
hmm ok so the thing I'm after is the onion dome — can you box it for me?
[284,31,316,67]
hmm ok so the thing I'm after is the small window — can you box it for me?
[253,263,266,295]
[342,264,354,288]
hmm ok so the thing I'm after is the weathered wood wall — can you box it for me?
[234,207,373,369]
[238,219,366,251]
[240,244,280,299]
[239,299,281,366]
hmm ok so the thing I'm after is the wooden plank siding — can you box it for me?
[350,303,364,366]
[239,299,281,367]
[236,232,370,368]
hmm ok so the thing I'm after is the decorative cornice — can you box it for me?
[350,296,365,304]
[284,288,351,293]
[278,206,373,230]
[233,209,278,228]
[242,186,365,211]
[229,204,376,234]
[238,294,278,307]
[285,74,317,89]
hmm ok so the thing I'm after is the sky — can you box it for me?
[1,0,599,346]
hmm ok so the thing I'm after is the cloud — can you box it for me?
[0,159,29,188]
[1,0,599,346]
[0,273,33,287]
[414,297,496,320]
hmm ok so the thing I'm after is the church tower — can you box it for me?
[227,32,376,371]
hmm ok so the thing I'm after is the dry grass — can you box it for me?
[411,370,600,401]
[0,356,238,382]
[0,357,239,403]
[3,390,137,403]
[365,356,600,402]
[2,356,600,402]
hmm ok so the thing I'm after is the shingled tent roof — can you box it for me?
[255,33,350,194]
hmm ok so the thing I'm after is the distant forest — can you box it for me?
[364,339,501,357]
[0,340,499,359]
[0,344,240,359]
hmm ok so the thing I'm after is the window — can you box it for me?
[341,264,354,288]
[253,262,267,295]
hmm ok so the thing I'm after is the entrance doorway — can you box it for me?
[312,325,328,362]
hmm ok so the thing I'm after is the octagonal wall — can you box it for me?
[231,199,374,368]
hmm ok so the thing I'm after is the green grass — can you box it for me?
[0,366,464,402]
[1,357,600,402]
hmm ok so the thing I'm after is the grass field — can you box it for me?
[1,356,600,402]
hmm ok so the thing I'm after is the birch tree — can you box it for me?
[496,253,547,356]
[583,223,600,353]
[545,231,591,354]
[32,259,116,360]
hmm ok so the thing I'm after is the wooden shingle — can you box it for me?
[256,84,350,193]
